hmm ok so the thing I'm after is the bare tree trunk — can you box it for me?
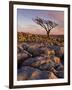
[47,31,50,38]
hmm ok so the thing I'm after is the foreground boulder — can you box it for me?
[56,71,64,78]
[17,66,50,80]
[39,47,55,55]
[49,72,58,79]
[27,47,42,56]
[21,43,30,50]
[17,73,29,80]
[18,50,32,61]
[23,56,52,68]
[17,43,64,80]
[17,46,24,53]
[39,61,55,71]
[47,45,64,58]
[17,50,32,68]
[53,56,61,64]
[54,63,64,71]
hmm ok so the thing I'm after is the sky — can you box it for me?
[17,9,64,35]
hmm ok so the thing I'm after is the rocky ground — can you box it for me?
[17,42,64,80]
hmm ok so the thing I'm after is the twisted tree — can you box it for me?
[33,17,58,38]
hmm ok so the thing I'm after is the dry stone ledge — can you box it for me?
[22,56,51,67]
[17,42,64,80]
[18,66,51,80]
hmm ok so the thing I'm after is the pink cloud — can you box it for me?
[48,12,64,22]
[38,11,64,22]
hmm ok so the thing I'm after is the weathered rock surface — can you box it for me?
[23,56,50,67]
[18,66,50,80]
[17,43,64,80]
[49,72,58,79]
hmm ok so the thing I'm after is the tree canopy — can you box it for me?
[33,17,58,38]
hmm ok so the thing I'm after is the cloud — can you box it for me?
[47,12,64,22]
[37,11,64,24]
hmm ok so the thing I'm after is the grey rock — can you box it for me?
[39,61,55,71]
[47,45,64,57]
[21,43,30,50]
[17,51,31,61]
[39,47,55,55]
[55,63,64,71]
[27,47,42,56]
[56,71,64,78]
[49,72,58,79]
[17,46,24,53]
[23,56,50,67]
[18,66,50,80]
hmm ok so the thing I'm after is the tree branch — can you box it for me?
[33,17,58,37]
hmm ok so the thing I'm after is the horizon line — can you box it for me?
[17,31,64,36]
